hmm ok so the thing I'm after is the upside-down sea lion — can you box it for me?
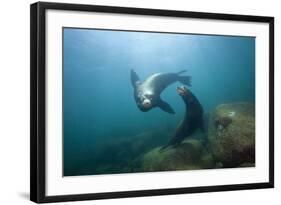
[130,70,191,114]
[164,85,204,148]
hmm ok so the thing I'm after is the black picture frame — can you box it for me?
[30,1,274,203]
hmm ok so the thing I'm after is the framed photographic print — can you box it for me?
[30,2,274,203]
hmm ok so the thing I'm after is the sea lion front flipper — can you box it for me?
[158,99,175,114]
[130,69,140,88]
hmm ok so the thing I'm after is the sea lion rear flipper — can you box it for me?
[178,75,192,86]
[130,69,140,87]
[158,99,175,114]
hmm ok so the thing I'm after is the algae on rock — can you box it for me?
[208,102,255,168]
[141,138,214,172]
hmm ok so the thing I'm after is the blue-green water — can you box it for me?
[63,28,255,176]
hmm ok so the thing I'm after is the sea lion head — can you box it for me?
[136,91,154,112]
[176,85,189,96]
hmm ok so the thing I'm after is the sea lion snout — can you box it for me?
[142,99,152,108]
[137,99,152,112]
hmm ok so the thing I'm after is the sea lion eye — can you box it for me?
[145,94,153,100]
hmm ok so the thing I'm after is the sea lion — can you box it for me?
[130,70,191,114]
[164,85,204,148]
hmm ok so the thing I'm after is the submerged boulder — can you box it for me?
[208,102,255,168]
[90,130,172,174]
[140,138,214,172]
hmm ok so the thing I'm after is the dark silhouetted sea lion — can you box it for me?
[163,85,204,148]
[130,70,191,114]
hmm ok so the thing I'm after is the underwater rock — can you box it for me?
[208,102,255,168]
[140,138,215,172]
[91,130,172,174]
